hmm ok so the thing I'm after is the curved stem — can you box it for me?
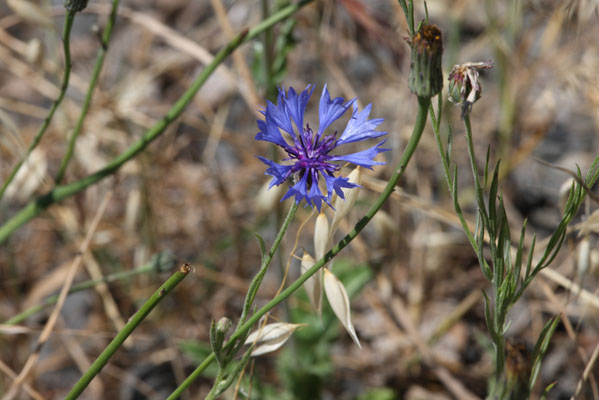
[0,10,76,201]
[0,0,315,245]
[64,264,192,400]
[55,0,121,183]
[168,96,432,398]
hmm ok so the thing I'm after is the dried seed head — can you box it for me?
[448,60,493,117]
[408,24,444,98]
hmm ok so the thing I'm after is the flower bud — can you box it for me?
[64,0,88,12]
[216,317,232,334]
[408,24,443,98]
[448,60,493,117]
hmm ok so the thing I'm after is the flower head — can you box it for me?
[256,84,388,211]
[408,24,444,98]
[448,60,493,117]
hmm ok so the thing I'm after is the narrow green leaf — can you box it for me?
[254,232,267,265]
[529,317,560,391]
[483,145,491,188]
[488,159,501,232]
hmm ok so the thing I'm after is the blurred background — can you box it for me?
[1,0,598,398]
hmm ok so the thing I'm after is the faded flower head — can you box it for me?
[256,84,388,211]
[448,60,493,117]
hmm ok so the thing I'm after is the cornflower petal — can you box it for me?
[257,156,293,188]
[330,140,390,169]
[337,102,387,145]
[317,83,355,137]
[307,173,324,211]
[265,89,295,135]
[255,117,290,149]
[323,175,358,199]
[281,172,310,205]
[284,85,314,134]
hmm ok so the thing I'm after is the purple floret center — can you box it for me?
[283,124,340,182]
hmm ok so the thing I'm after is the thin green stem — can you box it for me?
[0,10,76,201]
[239,201,298,328]
[0,0,315,245]
[3,252,172,325]
[64,264,192,400]
[429,104,478,252]
[168,96,432,399]
[55,0,121,183]
[463,115,487,219]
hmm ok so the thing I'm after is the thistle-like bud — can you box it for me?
[448,61,493,117]
[408,24,443,98]
[64,0,88,12]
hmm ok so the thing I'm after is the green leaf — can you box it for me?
[529,317,560,391]
[254,232,267,265]
[488,159,500,232]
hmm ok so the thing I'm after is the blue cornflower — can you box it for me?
[256,84,388,211]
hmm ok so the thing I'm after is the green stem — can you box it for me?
[429,104,478,251]
[3,252,173,325]
[55,0,121,184]
[0,10,76,201]
[463,115,487,219]
[168,202,298,400]
[64,264,192,400]
[0,0,314,245]
[239,201,298,327]
[168,96,432,399]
